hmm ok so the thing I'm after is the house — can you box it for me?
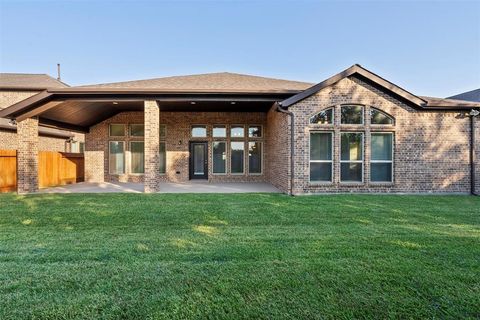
[0,65,478,195]
[0,73,84,152]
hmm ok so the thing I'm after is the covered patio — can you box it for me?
[39,181,281,193]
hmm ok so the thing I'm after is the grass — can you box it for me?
[0,193,479,319]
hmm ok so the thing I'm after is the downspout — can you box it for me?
[276,102,295,196]
[469,109,479,196]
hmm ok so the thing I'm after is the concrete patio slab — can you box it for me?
[39,181,281,194]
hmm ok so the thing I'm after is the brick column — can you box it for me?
[144,100,161,192]
[17,117,39,193]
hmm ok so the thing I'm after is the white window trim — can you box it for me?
[159,141,166,175]
[248,125,263,138]
[109,123,126,137]
[191,124,207,138]
[230,125,245,139]
[212,125,227,138]
[248,141,263,175]
[340,132,364,183]
[109,141,125,175]
[370,132,394,183]
[309,108,335,125]
[129,141,145,175]
[230,141,245,175]
[340,105,365,125]
[309,131,334,183]
[129,123,145,137]
[212,141,228,175]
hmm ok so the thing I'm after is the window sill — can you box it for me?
[309,182,334,186]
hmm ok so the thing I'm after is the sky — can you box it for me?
[0,0,479,97]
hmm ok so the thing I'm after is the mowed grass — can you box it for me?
[0,193,479,319]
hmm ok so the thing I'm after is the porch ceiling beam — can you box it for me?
[62,96,282,103]
[16,101,64,122]
[38,118,89,133]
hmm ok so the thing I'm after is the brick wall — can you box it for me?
[265,104,290,193]
[476,118,480,194]
[289,76,474,194]
[85,111,267,184]
[17,118,39,193]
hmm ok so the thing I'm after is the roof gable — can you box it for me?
[279,65,427,108]
[0,73,69,90]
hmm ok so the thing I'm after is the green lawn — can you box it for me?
[0,193,479,319]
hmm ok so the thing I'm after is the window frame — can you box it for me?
[108,141,125,175]
[248,141,263,175]
[370,108,394,126]
[370,132,394,183]
[309,131,334,183]
[340,131,364,183]
[248,125,263,138]
[309,108,334,125]
[212,141,227,175]
[230,141,245,175]
[191,125,207,138]
[129,141,145,175]
[109,123,126,137]
[340,105,364,125]
[212,125,227,138]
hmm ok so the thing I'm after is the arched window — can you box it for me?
[341,105,364,124]
[371,108,394,125]
[310,108,333,124]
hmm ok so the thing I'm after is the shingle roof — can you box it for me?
[447,89,480,103]
[0,73,69,90]
[79,72,313,93]
[419,96,480,108]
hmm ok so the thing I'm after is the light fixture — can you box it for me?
[231,101,236,105]
[190,101,196,105]
[469,109,480,117]
[112,102,118,105]
[178,140,182,145]
[8,119,17,126]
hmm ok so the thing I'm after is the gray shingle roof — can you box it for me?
[0,73,69,90]
[79,72,313,93]
[447,89,480,103]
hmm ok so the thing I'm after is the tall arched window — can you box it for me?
[310,108,333,124]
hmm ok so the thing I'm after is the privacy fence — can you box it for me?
[0,150,84,192]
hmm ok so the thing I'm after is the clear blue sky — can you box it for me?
[1,0,479,97]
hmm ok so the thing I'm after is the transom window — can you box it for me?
[340,132,363,182]
[109,124,125,137]
[309,132,333,182]
[231,126,245,138]
[341,105,364,124]
[213,125,227,138]
[371,133,393,182]
[129,124,144,137]
[310,108,334,125]
[160,124,166,139]
[371,108,394,125]
[191,125,207,137]
[248,126,262,138]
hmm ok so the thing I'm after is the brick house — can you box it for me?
[0,65,478,195]
[0,73,84,152]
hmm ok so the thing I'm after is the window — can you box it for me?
[248,126,262,138]
[213,125,226,138]
[160,124,166,139]
[371,133,393,182]
[130,124,144,137]
[191,125,207,137]
[109,141,125,174]
[248,142,262,174]
[230,142,244,174]
[231,126,244,138]
[371,109,394,125]
[212,142,227,174]
[341,105,363,124]
[109,124,125,137]
[68,141,84,153]
[130,141,144,174]
[340,133,363,182]
[159,142,166,174]
[310,108,334,125]
[309,132,333,182]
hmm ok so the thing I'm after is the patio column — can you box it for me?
[144,100,161,193]
[17,117,39,193]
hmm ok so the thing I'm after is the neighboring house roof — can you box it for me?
[0,118,72,138]
[79,72,313,93]
[419,96,480,108]
[447,88,480,102]
[0,73,69,90]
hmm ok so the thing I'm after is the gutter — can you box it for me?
[276,102,295,196]
[469,110,479,196]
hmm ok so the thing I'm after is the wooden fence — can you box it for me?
[0,150,84,192]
